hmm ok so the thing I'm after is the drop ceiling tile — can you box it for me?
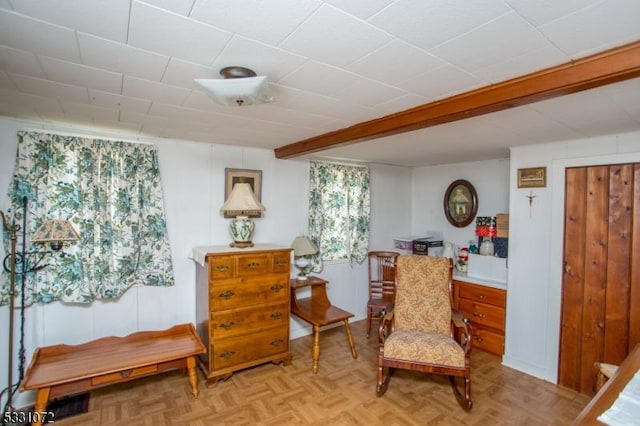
[0,9,81,62]
[539,0,640,57]
[78,32,170,82]
[122,75,191,105]
[88,89,152,114]
[322,0,395,20]
[373,93,430,115]
[190,0,321,46]
[601,78,640,120]
[129,1,231,65]
[397,64,484,100]
[430,12,548,72]
[39,56,123,93]
[0,70,16,89]
[11,0,130,43]
[148,102,217,124]
[278,61,357,97]
[268,84,377,122]
[0,88,64,115]
[333,77,406,106]
[9,73,89,103]
[141,0,195,16]
[505,0,602,26]
[211,36,306,82]
[348,39,446,85]
[60,100,119,122]
[90,118,143,134]
[280,5,392,67]
[0,45,46,78]
[472,45,569,83]
[369,0,511,51]
[162,57,218,90]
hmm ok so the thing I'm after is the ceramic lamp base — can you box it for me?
[228,216,255,248]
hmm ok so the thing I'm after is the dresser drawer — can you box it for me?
[469,324,505,356]
[236,253,270,276]
[272,252,290,274]
[210,302,289,339]
[211,327,289,370]
[459,299,505,331]
[209,256,235,280]
[458,283,506,308]
[210,275,289,310]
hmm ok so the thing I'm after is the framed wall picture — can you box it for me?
[224,168,263,218]
[443,179,478,228]
[517,167,547,188]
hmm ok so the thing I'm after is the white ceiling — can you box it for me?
[0,0,639,167]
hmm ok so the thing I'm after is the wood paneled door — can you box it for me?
[559,163,640,395]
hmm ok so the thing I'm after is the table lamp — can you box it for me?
[220,182,265,248]
[291,236,318,280]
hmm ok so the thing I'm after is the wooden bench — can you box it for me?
[20,323,206,425]
[290,276,357,374]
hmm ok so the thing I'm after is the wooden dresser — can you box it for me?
[453,278,507,356]
[192,244,292,386]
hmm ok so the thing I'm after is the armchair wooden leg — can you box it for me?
[376,364,391,396]
[343,320,357,359]
[366,308,372,338]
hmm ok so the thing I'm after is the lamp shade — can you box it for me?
[291,236,318,257]
[220,183,265,217]
[32,219,79,250]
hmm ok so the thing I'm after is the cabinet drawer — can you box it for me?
[272,252,290,274]
[209,256,235,280]
[211,327,289,370]
[469,324,504,356]
[236,254,270,275]
[459,299,505,331]
[458,283,506,308]
[210,275,289,310]
[92,364,158,386]
[210,302,289,339]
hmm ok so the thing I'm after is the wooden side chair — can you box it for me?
[366,251,400,338]
[376,255,473,411]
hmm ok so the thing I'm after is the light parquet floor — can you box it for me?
[54,320,590,425]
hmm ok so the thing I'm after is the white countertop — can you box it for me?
[453,270,507,290]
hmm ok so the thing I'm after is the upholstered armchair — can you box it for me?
[376,255,473,411]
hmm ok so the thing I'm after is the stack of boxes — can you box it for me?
[475,214,508,258]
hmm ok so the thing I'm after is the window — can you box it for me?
[0,131,174,305]
[307,160,370,272]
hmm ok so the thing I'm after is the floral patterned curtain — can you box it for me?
[0,131,174,305]
[307,160,370,272]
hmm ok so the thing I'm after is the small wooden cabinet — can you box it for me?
[193,245,292,386]
[453,279,506,356]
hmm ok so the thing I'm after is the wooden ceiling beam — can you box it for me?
[274,40,640,159]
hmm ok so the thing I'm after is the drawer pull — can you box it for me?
[220,351,236,360]
[247,262,259,269]
[473,336,484,343]
[270,338,284,347]
[271,311,282,320]
[216,265,229,272]
[476,294,486,300]
[275,260,287,266]
[121,370,131,378]
[219,321,235,330]
[219,290,235,300]
[473,312,485,318]
[270,284,284,292]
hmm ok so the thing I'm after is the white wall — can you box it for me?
[411,158,510,251]
[0,117,412,408]
[505,130,640,382]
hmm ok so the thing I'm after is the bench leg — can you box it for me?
[343,320,358,359]
[312,324,320,374]
[186,356,199,398]
[32,387,50,426]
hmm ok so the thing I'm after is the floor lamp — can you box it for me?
[1,197,74,416]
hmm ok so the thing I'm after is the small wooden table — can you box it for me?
[290,276,357,374]
[20,323,206,425]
